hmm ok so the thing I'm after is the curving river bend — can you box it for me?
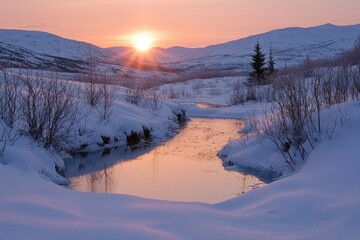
[65,118,265,204]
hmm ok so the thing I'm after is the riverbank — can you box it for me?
[1,76,360,239]
[1,98,360,239]
[70,97,186,154]
[65,118,264,204]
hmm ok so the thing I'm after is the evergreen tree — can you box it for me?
[268,45,275,75]
[250,40,266,84]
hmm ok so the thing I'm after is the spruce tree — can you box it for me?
[268,45,275,75]
[250,40,266,85]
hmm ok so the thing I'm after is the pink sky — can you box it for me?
[1,0,359,48]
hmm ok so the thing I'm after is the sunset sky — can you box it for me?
[1,0,360,48]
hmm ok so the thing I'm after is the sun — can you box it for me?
[134,33,153,52]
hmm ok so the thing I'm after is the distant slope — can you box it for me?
[0,29,111,72]
[165,23,360,71]
[0,29,105,60]
[0,29,175,74]
[107,46,201,63]
[0,24,359,74]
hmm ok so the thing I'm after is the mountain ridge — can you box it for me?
[0,23,359,73]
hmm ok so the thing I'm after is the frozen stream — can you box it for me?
[65,118,265,204]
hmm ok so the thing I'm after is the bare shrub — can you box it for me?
[19,71,80,149]
[145,88,162,112]
[349,66,360,100]
[341,35,360,65]
[167,85,179,99]
[178,85,186,97]
[0,130,6,157]
[81,55,104,107]
[43,79,80,149]
[250,48,359,169]
[227,80,246,105]
[98,83,115,123]
[257,64,358,167]
[260,108,297,166]
[192,79,202,95]
[354,36,360,65]
[257,85,275,102]
[85,82,102,107]
[125,87,146,105]
[311,69,325,134]
[333,66,350,104]
[320,68,336,107]
[0,69,22,145]
[246,84,257,101]
[19,71,48,141]
[317,66,358,107]
[0,69,20,129]
[83,69,102,107]
[209,83,222,95]
[124,83,162,112]
[262,73,314,165]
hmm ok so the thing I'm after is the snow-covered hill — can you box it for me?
[103,23,360,72]
[1,23,360,73]
[107,46,202,63]
[0,29,121,73]
[164,23,360,71]
[0,29,105,60]
[0,29,174,74]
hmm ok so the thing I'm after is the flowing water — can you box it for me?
[65,118,265,204]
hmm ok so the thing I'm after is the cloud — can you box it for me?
[20,23,51,29]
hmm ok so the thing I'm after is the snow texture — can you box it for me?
[1,76,360,239]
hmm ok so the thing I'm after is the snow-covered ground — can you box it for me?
[73,85,184,152]
[1,75,360,239]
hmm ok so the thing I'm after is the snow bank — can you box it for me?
[1,138,69,185]
[0,100,360,239]
[219,101,360,181]
[73,94,184,152]
[0,81,186,186]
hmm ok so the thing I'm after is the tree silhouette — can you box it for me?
[268,45,275,75]
[250,40,266,85]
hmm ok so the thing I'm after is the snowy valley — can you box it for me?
[1,23,360,239]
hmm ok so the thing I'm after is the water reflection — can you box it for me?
[195,102,224,108]
[65,118,265,204]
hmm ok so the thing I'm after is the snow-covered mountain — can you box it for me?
[163,23,360,71]
[103,23,360,72]
[0,29,111,72]
[0,29,106,59]
[0,23,359,74]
